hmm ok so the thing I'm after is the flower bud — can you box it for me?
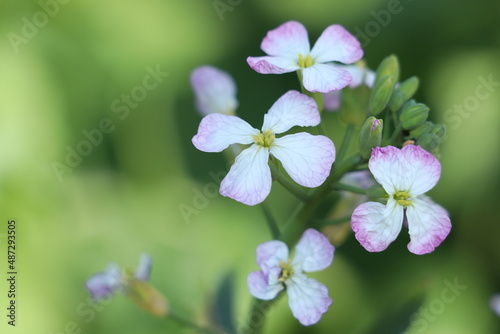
[358,117,383,159]
[369,75,393,115]
[389,90,406,113]
[374,55,400,86]
[400,101,429,130]
[409,121,433,139]
[430,124,446,138]
[398,76,419,100]
[417,133,440,152]
[127,280,169,317]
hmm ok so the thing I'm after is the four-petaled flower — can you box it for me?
[351,145,451,254]
[247,21,363,93]
[192,90,335,206]
[247,228,335,325]
[190,65,238,116]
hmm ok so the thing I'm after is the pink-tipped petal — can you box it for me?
[192,114,259,152]
[262,91,320,133]
[271,133,335,188]
[286,274,332,326]
[302,64,352,93]
[220,145,271,206]
[293,229,334,273]
[351,199,404,252]
[323,90,341,111]
[247,56,300,74]
[310,24,363,64]
[260,21,310,59]
[256,240,289,274]
[406,196,451,255]
[190,66,238,116]
[368,146,407,195]
[247,270,284,300]
[400,145,442,196]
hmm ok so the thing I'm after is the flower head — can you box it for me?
[247,21,363,93]
[190,65,238,116]
[247,229,335,325]
[192,90,335,206]
[351,145,451,254]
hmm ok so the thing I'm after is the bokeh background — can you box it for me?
[1,0,499,333]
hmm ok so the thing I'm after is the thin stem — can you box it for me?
[169,310,225,334]
[269,163,310,202]
[312,215,351,228]
[337,124,355,162]
[389,123,403,144]
[260,203,280,239]
[332,182,366,195]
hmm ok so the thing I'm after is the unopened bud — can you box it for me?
[374,55,400,86]
[430,124,446,138]
[358,117,383,159]
[417,133,440,152]
[369,75,393,115]
[409,121,433,139]
[127,280,169,317]
[398,76,419,100]
[400,101,429,130]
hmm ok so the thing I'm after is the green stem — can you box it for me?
[169,310,225,334]
[312,215,351,228]
[269,163,310,202]
[332,182,366,195]
[336,124,355,162]
[389,123,403,145]
[260,203,280,239]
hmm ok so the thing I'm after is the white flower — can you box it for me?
[247,229,335,326]
[351,145,451,254]
[192,90,335,206]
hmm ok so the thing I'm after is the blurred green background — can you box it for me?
[0,0,499,333]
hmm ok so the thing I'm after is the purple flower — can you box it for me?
[247,229,335,326]
[247,21,363,93]
[190,66,238,116]
[351,145,451,254]
[192,90,335,206]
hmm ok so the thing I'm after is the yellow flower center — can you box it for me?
[394,191,412,207]
[278,259,294,282]
[298,54,314,68]
[254,130,275,148]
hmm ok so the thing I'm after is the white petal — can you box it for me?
[256,240,289,274]
[271,133,335,188]
[310,24,363,64]
[134,254,152,281]
[286,273,332,326]
[406,196,451,255]
[247,269,284,300]
[192,114,259,152]
[260,21,310,59]
[220,145,271,206]
[247,56,300,74]
[262,90,320,134]
[400,145,441,196]
[293,229,334,272]
[368,146,407,195]
[302,63,352,93]
[351,199,404,252]
[190,66,238,116]
[323,90,341,112]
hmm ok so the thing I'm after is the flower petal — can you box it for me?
[490,294,500,318]
[406,196,451,255]
[302,63,352,93]
[220,145,271,205]
[256,240,289,274]
[323,90,341,111]
[400,145,441,196]
[85,264,123,300]
[190,66,238,116]
[293,229,334,272]
[260,21,310,59]
[262,90,320,134]
[351,199,404,252]
[310,24,363,64]
[246,56,300,74]
[192,114,259,152]
[247,270,284,300]
[368,145,407,195]
[271,133,335,188]
[134,254,152,281]
[286,273,332,326]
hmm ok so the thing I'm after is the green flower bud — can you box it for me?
[409,121,433,139]
[366,184,388,204]
[430,124,446,138]
[400,101,429,130]
[389,90,406,113]
[358,117,383,159]
[398,76,419,100]
[417,133,440,152]
[374,54,400,86]
[369,75,393,115]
